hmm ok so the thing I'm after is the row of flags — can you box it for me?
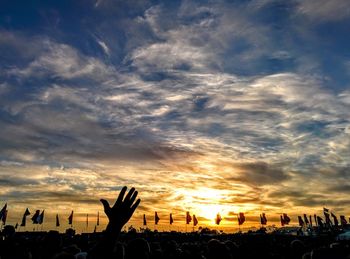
[145,209,349,228]
[0,204,100,228]
[296,208,349,228]
[143,211,244,226]
[1,204,349,228]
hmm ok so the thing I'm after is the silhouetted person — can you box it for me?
[89,186,140,259]
[206,239,232,259]
[125,238,151,259]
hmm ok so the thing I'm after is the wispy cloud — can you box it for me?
[1,0,350,227]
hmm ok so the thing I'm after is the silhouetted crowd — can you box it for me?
[1,225,350,259]
[2,187,350,258]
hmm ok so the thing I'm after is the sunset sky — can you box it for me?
[1,0,350,231]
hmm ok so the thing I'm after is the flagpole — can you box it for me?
[237,214,240,233]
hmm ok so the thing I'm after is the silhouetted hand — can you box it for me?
[100,186,141,234]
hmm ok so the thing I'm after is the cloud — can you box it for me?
[7,39,116,81]
[228,162,290,186]
[296,0,350,22]
[1,1,350,224]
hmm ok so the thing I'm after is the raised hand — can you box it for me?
[100,186,141,234]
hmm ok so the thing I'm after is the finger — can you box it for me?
[100,199,110,214]
[124,187,135,203]
[114,186,127,207]
[130,198,141,215]
[128,191,138,208]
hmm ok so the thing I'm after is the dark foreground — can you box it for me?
[1,227,350,259]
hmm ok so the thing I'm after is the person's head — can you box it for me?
[126,238,151,259]
[290,239,306,257]
[52,252,75,259]
[225,240,240,257]
[2,225,15,239]
[206,239,232,259]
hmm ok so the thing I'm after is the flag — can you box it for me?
[298,216,304,227]
[38,210,45,225]
[56,214,60,227]
[309,215,313,227]
[20,208,30,226]
[340,215,347,226]
[314,214,318,226]
[280,215,285,226]
[170,213,174,225]
[282,213,290,225]
[31,210,40,224]
[0,203,7,222]
[1,210,8,224]
[155,212,160,225]
[260,213,267,225]
[215,213,222,225]
[193,215,198,226]
[238,212,245,225]
[317,216,324,227]
[97,211,100,226]
[323,208,331,225]
[86,214,89,227]
[68,210,74,225]
[331,212,338,226]
[303,214,309,225]
[186,211,192,224]
[143,214,147,226]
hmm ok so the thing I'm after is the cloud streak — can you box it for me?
[1,0,350,228]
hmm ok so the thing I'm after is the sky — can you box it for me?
[1,0,350,231]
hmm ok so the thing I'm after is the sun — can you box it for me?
[176,187,234,224]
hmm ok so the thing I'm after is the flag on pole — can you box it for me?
[170,213,174,225]
[155,212,160,225]
[340,215,347,226]
[193,215,198,226]
[331,212,339,226]
[260,213,267,225]
[215,213,222,225]
[68,211,74,225]
[1,209,8,225]
[282,213,290,225]
[303,214,309,225]
[97,211,100,226]
[38,210,45,225]
[314,214,318,226]
[56,214,60,227]
[317,216,324,227]
[309,215,313,227]
[31,210,40,224]
[238,212,245,225]
[20,208,30,226]
[143,214,147,226]
[298,216,304,227]
[0,203,7,222]
[186,211,192,224]
[280,215,285,226]
[323,208,331,226]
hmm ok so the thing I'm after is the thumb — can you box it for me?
[100,199,110,213]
